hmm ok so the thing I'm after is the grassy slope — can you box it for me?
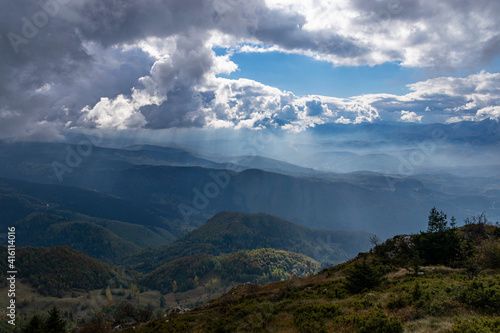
[121,224,500,333]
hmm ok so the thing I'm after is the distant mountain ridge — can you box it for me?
[14,213,141,262]
[0,141,498,237]
[124,211,374,273]
[0,246,128,297]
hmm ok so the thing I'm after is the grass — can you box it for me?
[115,258,499,333]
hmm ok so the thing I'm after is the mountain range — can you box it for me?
[1,141,498,238]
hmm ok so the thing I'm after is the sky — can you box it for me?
[1,0,500,142]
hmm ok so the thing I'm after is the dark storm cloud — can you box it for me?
[1,0,500,138]
[250,8,366,58]
[349,0,500,67]
[0,0,369,138]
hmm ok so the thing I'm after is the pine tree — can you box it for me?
[22,314,44,333]
[44,306,66,333]
[414,208,462,266]
[159,295,166,308]
[345,257,382,294]
[427,207,448,233]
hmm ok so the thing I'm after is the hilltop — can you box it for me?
[123,211,374,273]
[0,246,130,297]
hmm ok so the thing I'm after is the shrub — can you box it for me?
[452,317,500,333]
[346,310,403,333]
[460,280,500,313]
[352,300,374,310]
[325,280,348,299]
[345,258,383,294]
[413,229,462,266]
[294,304,341,333]
[477,238,500,269]
[386,294,410,310]
[494,226,500,239]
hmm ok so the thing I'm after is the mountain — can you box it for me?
[117,220,500,333]
[0,177,196,263]
[14,213,140,262]
[113,144,228,168]
[1,141,498,237]
[140,248,320,294]
[0,246,128,297]
[124,211,374,273]
[0,176,186,240]
[0,177,188,234]
[228,155,316,175]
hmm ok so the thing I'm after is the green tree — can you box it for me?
[345,257,382,294]
[130,283,140,302]
[172,280,178,293]
[44,306,66,333]
[427,207,448,233]
[22,314,44,333]
[159,295,166,308]
[414,208,462,266]
[105,286,113,303]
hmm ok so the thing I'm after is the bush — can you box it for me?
[460,280,500,313]
[294,304,341,333]
[413,229,462,266]
[345,258,383,294]
[494,226,500,239]
[477,238,500,269]
[386,294,410,310]
[452,317,500,333]
[346,310,403,333]
[325,280,348,299]
[412,208,463,266]
[352,300,374,310]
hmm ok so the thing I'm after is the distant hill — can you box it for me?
[141,248,320,294]
[124,211,374,273]
[229,155,316,175]
[14,213,140,262]
[0,246,128,297]
[1,141,498,237]
[0,177,188,238]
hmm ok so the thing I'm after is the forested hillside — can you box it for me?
[118,210,500,333]
[141,248,319,294]
[124,211,373,272]
[0,246,129,297]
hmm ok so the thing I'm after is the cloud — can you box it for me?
[81,95,147,129]
[477,106,500,120]
[400,111,423,123]
[263,0,500,68]
[0,0,499,140]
